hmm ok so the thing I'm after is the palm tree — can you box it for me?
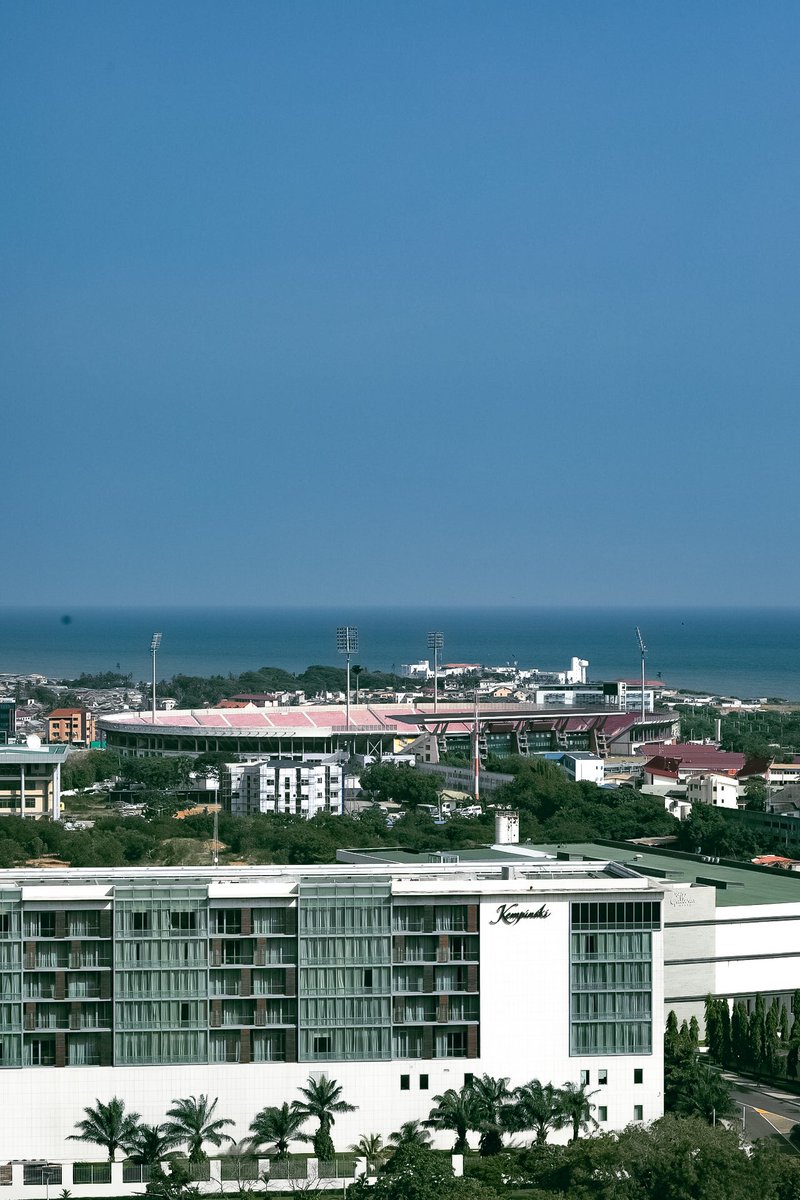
[126,1124,183,1166]
[469,1075,512,1157]
[388,1121,432,1150]
[248,1103,307,1160]
[510,1079,563,1146]
[556,1081,598,1143]
[349,1134,386,1170]
[424,1087,476,1154]
[671,1062,734,1125]
[296,1074,357,1162]
[163,1095,234,1163]
[68,1097,142,1161]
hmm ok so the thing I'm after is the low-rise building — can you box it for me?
[47,708,96,747]
[222,757,343,817]
[685,772,741,810]
[0,741,69,819]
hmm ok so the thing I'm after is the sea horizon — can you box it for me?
[1,605,800,701]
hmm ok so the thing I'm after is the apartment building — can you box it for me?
[47,709,96,747]
[222,758,343,818]
[0,742,68,819]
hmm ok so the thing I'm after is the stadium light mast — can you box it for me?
[635,626,647,724]
[472,689,481,804]
[336,626,359,729]
[427,631,444,713]
[150,632,162,724]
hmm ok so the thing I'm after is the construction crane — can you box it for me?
[635,627,647,723]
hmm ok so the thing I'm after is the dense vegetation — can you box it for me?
[131,664,402,708]
[675,704,800,760]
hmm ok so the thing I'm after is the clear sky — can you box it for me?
[3,2,799,607]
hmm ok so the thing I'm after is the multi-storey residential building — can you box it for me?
[47,709,96,747]
[0,860,664,1160]
[0,742,68,819]
[223,758,343,818]
[0,701,15,744]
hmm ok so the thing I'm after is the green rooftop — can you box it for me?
[532,840,800,907]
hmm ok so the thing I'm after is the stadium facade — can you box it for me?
[98,702,679,762]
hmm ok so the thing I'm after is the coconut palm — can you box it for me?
[388,1121,432,1150]
[556,1081,598,1143]
[424,1086,476,1154]
[510,1079,564,1146]
[349,1133,386,1169]
[248,1103,307,1160]
[126,1124,183,1166]
[469,1074,512,1157]
[296,1075,357,1162]
[68,1097,142,1161]
[163,1095,234,1163]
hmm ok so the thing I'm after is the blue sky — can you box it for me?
[3,2,799,606]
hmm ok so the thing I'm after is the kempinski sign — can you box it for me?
[490,902,551,926]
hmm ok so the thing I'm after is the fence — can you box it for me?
[0,1155,463,1198]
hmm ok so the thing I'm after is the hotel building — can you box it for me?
[0,859,663,1161]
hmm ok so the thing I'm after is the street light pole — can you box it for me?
[150,632,162,724]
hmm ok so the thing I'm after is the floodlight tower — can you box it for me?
[472,689,481,804]
[635,626,647,723]
[427,631,444,713]
[150,632,162,724]
[336,626,359,729]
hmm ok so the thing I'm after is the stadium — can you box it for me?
[98,702,680,762]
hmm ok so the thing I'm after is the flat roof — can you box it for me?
[532,840,800,907]
[0,745,70,764]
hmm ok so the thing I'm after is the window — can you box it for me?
[132,912,150,933]
[364,968,373,988]
[598,1069,607,1085]
[313,1036,331,1055]
[633,1105,643,1121]
[180,1003,190,1024]
[580,1070,590,1086]
[170,911,197,932]
[634,1068,643,1084]
[400,1075,410,1091]
[598,1106,607,1122]
[420,1074,429,1090]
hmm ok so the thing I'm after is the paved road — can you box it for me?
[720,1070,800,1149]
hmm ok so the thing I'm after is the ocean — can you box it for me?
[1,607,799,701]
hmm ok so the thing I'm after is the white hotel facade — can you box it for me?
[0,859,663,1163]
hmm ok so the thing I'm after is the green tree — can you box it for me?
[348,1143,499,1200]
[732,1001,750,1069]
[744,776,768,811]
[670,1062,734,1125]
[144,1161,200,1200]
[349,1134,387,1170]
[509,1079,564,1146]
[127,1124,183,1165]
[468,1075,512,1157]
[556,1081,598,1143]
[248,1103,306,1160]
[610,1115,758,1200]
[425,1087,476,1154]
[163,1095,234,1163]
[388,1121,432,1149]
[68,1096,142,1160]
[296,1074,357,1162]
